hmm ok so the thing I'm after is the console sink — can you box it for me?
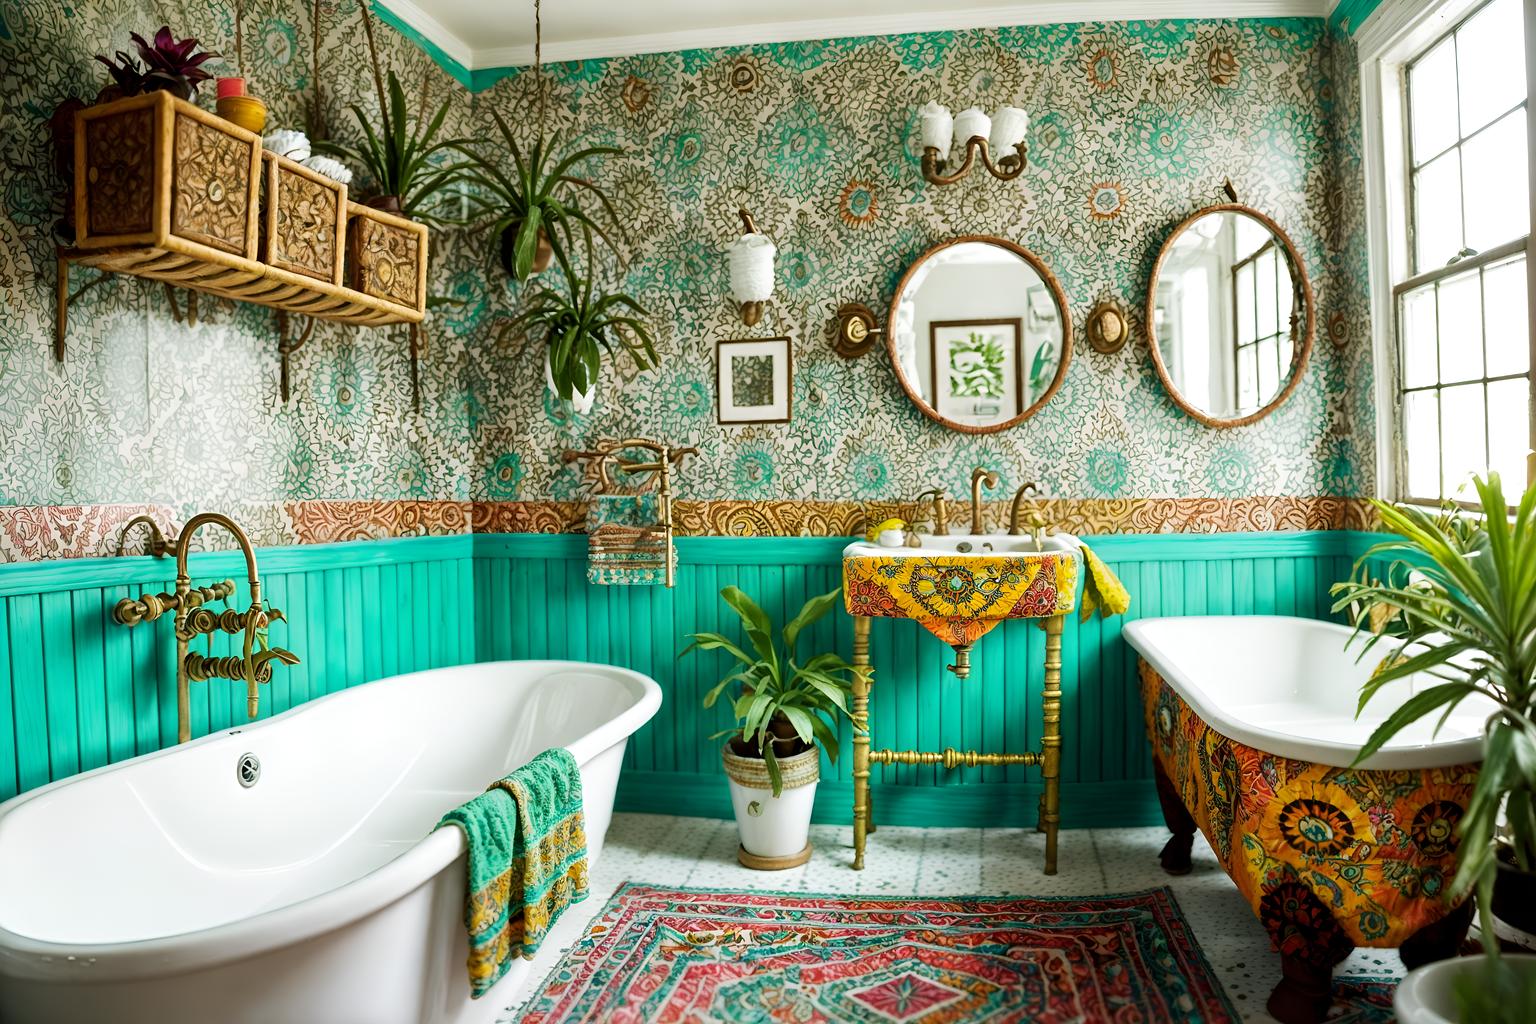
[841,533,1080,675]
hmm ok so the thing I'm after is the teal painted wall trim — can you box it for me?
[2,529,1379,829]
[373,2,518,92]
[1330,0,1387,33]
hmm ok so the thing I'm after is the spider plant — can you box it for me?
[683,587,859,796]
[1331,473,1536,1013]
[498,240,656,408]
[311,69,469,223]
[454,107,623,281]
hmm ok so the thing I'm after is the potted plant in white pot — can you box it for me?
[1333,473,1536,1022]
[684,586,857,869]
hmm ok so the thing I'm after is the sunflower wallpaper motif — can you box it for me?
[0,4,1372,534]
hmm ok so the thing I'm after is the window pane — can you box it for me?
[1236,264,1255,343]
[1256,249,1278,335]
[1488,377,1530,493]
[1414,151,1465,270]
[1402,284,1439,389]
[1438,272,1485,381]
[1484,255,1529,376]
[1456,0,1525,134]
[1405,390,1442,499]
[1441,382,1489,496]
[1411,36,1460,161]
[1462,109,1528,253]
[1258,335,1280,399]
[1237,345,1257,411]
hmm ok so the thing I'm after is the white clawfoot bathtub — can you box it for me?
[0,660,661,1024]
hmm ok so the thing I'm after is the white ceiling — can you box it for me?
[386,0,1332,71]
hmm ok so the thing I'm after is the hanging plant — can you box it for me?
[499,235,656,410]
[454,108,623,281]
[311,69,471,222]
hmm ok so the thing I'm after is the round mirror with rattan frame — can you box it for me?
[1145,203,1315,429]
[886,236,1073,435]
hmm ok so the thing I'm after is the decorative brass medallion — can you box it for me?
[1086,299,1130,354]
[831,302,881,358]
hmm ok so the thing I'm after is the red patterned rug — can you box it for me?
[519,884,1240,1022]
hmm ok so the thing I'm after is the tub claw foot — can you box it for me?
[1158,832,1194,875]
[1400,897,1474,969]
[1266,951,1339,1024]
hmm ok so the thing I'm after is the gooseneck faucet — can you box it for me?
[1008,482,1049,547]
[970,467,999,534]
[112,513,300,744]
[908,488,950,536]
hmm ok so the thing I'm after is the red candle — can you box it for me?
[216,77,246,100]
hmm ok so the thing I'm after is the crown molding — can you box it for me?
[379,1,1330,84]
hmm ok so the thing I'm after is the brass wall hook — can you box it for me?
[277,311,317,403]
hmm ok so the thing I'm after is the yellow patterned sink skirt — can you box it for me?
[842,553,1078,645]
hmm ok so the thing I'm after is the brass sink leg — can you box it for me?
[852,614,872,870]
[1041,613,1065,874]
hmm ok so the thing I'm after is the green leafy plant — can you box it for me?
[498,240,656,406]
[312,69,469,223]
[683,587,859,796]
[1331,473,1536,1013]
[454,107,623,281]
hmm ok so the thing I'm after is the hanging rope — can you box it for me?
[359,0,390,119]
[534,0,546,132]
[309,0,324,138]
[234,0,244,77]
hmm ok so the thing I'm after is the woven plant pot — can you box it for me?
[722,744,819,868]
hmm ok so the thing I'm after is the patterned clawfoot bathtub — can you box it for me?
[1125,616,1487,1024]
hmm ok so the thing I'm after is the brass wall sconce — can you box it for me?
[728,208,774,327]
[1086,299,1130,354]
[831,302,882,358]
[918,103,1029,186]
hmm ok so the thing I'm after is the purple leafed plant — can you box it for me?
[96,27,220,100]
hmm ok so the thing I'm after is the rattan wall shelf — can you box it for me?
[56,91,429,403]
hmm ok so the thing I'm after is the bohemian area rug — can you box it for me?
[518,884,1243,1022]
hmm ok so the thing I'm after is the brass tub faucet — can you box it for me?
[112,512,300,744]
[969,467,999,534]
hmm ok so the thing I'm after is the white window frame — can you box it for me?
[1358,0,1536,505]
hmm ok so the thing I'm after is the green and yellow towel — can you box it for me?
[436,748,589,998]
[1077,541,1131,622]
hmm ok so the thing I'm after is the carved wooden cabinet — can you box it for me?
[75,91,260,258]
[262,152,347,285]
[346,203,428,316]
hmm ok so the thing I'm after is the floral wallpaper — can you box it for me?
[0,4,1374,534]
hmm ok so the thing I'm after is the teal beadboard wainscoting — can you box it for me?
[0,530,1374,826]
[474,530,1376,830]
[0,535,475,803]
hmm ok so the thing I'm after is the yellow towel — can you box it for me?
[1077,541,1130,622]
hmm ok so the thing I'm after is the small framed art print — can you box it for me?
[717,336,792,424]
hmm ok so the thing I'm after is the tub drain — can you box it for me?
[237,752,261,788]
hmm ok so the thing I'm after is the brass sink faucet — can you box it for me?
[1008,482,1049,548]
[113,512,300,744]
[908,488,950,536]
[969,467,999,534]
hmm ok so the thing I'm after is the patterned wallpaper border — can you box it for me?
[0,497,1376,561]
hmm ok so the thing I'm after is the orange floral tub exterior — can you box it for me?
[1140,661,1476,957]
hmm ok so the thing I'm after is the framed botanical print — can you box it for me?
[929,318,1023,426]
[717,336,792,424]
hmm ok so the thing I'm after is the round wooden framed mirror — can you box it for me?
[886,236,1073,434]
[1145,204,1315,428]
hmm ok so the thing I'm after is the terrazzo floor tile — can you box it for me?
[499,813,1406,1023]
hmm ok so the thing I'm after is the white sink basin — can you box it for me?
[843,533,1079,558]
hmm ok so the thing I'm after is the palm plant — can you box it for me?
[498,238,655,407]
[1331,473,1536,1007]
[312,69,469,223]
[683,587,859,796]
[454,107,623,281]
